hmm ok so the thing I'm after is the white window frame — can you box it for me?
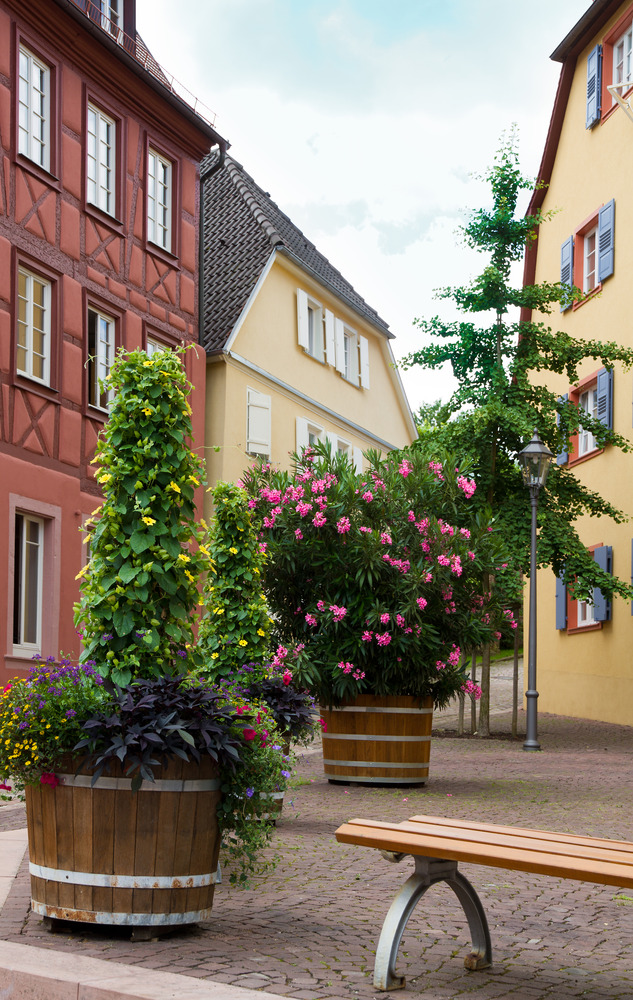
[18,45,50,171]
[13,512,44,656]
[246,387,271,458]
[87,104,116,215]
[88,307,115,410]
[100,0,121,36]
[17,267,51,384]
[147,148,172,252]
[577,596,596,627]
[297,289,326,362]
[146,337,167,356]
[583,226,597,293]
[578,385,598,456]
[296,416,322,453]
[613,23,633,92]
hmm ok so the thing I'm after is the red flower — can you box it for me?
[282,670,292,686]
[243,728,256,741]
[318,718,327,732]
[0,782,12,792]
[40,773,59,788]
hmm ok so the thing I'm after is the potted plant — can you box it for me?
[197,482,320,817]
[0,349,286,931]
[241,443,517,784]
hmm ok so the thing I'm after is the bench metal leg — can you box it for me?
[373,854,492,992]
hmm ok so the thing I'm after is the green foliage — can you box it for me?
[403,131,633,603]
[74,349,210,685]
[241,442,518,708]
[198,482,272,678]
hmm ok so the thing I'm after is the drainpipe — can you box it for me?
[198,140,228,348]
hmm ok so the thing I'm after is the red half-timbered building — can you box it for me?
[0,0,227,685]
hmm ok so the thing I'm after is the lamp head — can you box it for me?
[518,429,555,490]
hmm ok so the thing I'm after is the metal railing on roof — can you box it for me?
[69,0,218,127]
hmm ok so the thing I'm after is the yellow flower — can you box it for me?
[141,516,156,526]
[185,570,195,583]
[189,476,200,486]
[213,608,224,615]
[211,652,219,659]
[75,564,89,581]
[199,545,210,558]
[178,554,190,563]
[142,407,153,417]
[98,473,112,484]
[257,629,266,637]
[143,361,153,367]
[238,640,248,647]
[168,481,181,494]
[229,547,238,555]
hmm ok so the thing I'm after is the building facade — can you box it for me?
[0,0,226,686]
[525,0,633,724]
[201,154,416,510]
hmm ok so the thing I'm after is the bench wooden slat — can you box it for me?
[335,821,633,889]
[394,821,633,867]
[407,814,633,853]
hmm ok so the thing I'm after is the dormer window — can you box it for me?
[100,0,121,36]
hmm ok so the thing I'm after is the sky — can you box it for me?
[136,0,589,414]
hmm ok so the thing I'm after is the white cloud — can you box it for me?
[136,0,588,410]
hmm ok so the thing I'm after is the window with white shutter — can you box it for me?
[246,388,271,458]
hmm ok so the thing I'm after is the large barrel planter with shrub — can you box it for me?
[319,694,433,785]
[25,756,221,928]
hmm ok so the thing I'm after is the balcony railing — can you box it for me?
[69,0,218,127]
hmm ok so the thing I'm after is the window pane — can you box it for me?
[14,513,42,649]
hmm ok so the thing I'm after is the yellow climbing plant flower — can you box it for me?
[238,639,248,647]
[178,554,190,563]
[229,547,238,555]
[75,564,89,581]
[141,516,156,526]
[168,481,181,494]
[98,472,112,484]
[142,407,153,417]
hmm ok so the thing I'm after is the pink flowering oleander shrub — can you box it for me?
[240,442,518,708]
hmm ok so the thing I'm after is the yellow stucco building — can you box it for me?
[200,154,416,515]
[526,0,633,724]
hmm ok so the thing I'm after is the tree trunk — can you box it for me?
[512,622,519,738]
[470,649,477,734]
[478,642,491,737]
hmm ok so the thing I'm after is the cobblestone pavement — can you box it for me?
[1,673,632,1000]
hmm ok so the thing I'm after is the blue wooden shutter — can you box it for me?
[586,44,602,128]
[592,545,612,621]
[597,199,615,282]
[560,236,573,311]
[596,367,613,430]
[555,573,567,630]
[556,393,569,465]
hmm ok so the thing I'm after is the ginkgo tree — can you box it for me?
[403,133,633,731]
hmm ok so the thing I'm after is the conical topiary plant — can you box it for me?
[198,481,271,680]
[74,348,210,686]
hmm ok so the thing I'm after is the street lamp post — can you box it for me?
[518,430,554,752]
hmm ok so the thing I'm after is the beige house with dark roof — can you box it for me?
[200,154,416,502]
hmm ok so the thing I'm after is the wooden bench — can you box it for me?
[335,813,633,991]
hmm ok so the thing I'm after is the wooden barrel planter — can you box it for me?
[25,755,221,929]
[319,694,433,785]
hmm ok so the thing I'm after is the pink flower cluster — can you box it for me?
[461,679,482,700]
[428,461,444,480]
[380,531,392,545]
[337,517,351,534]
[382,554,410,574]
[337,661,366,680]
[376,632,392,646]
[313,512,327,527]
[457,475,476,498]
[329,604,347,622]
[398,459,413,478]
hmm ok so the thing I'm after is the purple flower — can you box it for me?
[246,788,255,798]
[281,770,291,779]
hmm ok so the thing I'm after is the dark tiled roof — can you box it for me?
[201,154,391,354]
